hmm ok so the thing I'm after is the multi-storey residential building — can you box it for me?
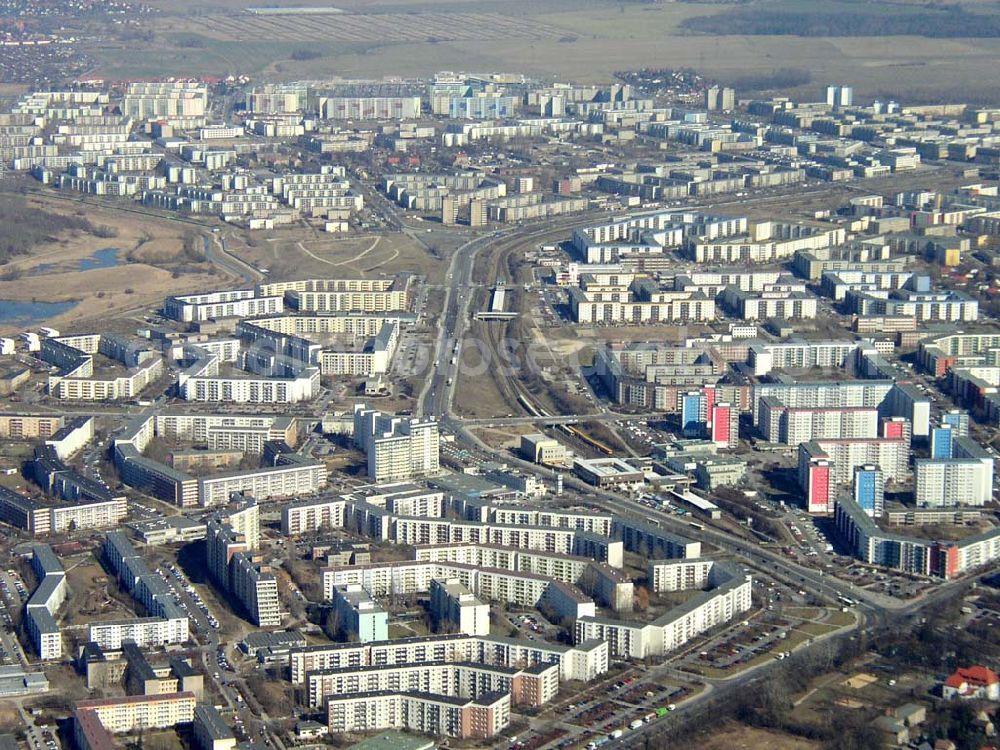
[164,289,284,322]
[0,414,63,440]
[193,705,236,750]
[322,560,595,623]
[198,455,327,507]
[709,402,739,449]
[26,545,66,660]
[289,632,608,686]
[310,661,554,711]
[326,690,509,740]
[614,517,702,559]
[431,578,491,637]
[752,380,929,437]
[155,412,297,450]
[846,289,978,322]
[259,278,409,313]
[575,562,751,659]
[87,616,190,650]
[918,332,1000,378]
[75,692,196,735]
[40,333,164,401]
[852,464,885,517]
[747,340,863,377]
[122,82,207,120]
[646,559,714,593]
[688,222,845,264]
[281,497,347,535]
[914,436,994,507]
[332,584,388,642]
[113,416,323,507]
[719,287,818,320]
[835,496,1000,578]
[568,273,715,324]
[798,437,909,514]
[353,406,440,482]
[205,502,280,627]
[758,398,879,444]
[101,533,190,636]
[0,482,126,536]
[178,354,320,404]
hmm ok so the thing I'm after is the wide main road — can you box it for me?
[416,211,611,419]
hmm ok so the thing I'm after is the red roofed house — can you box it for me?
[943,666,1000,701]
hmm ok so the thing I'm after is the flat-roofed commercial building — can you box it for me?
[572,457,644,491]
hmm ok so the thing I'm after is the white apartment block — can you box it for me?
[164,289,284,322]
[281,497,347,535]
[688,223,845,264]
[431,578,491,637]
[353,406,441,482]
[289,633,608,686]
[206,507,281,627]
[719,287,818,321]
[915,459,993,507]
[674,270,787,298]
[26,545,66,661]
[87,616,190,650]
[848,290,979,323]
[308,661,537,709]
[178,354,319,404]
[49,499,128,533]
[123,82,207,120]
[75,692,196,733]
[259,278,408,314]
[238,314,402,377]
[486,508,615,538]
[748,341,862,377]
[799,438,910,486]
[647,559,714,593]
[758,398,879,444]
[322,560,595,623]
[48,358,163,401]
[568,273,715,324]
[198,460,327,507]
[325,691,509,741]
[751,380,895,424]
[155,413,297,448]
[575,562,751,659]
[820,270,914,301]
[915,438,994,507]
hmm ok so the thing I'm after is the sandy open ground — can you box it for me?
[0,194,226,333]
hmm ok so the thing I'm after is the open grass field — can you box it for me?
[78,0,1000,100]
[232,229,442,282]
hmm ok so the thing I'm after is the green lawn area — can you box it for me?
[88,38,374,78]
